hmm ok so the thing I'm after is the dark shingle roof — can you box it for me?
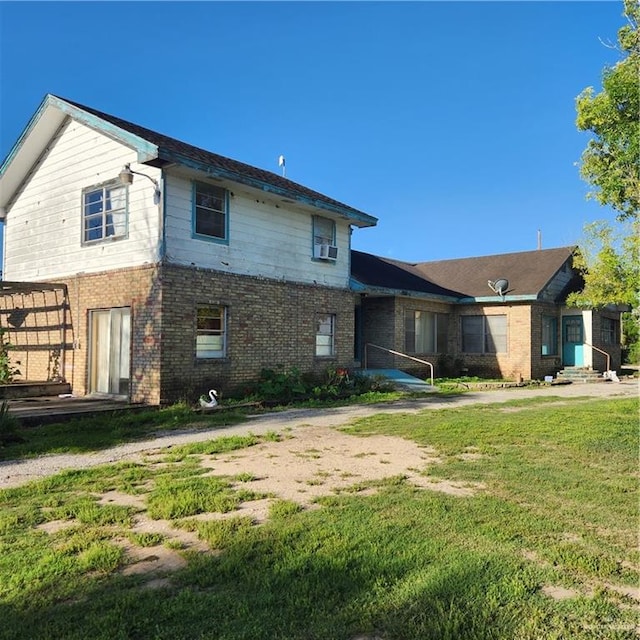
[351,251,461,298]
[58,96,375,225]
[414,246,577,298]
[351,246,578,300]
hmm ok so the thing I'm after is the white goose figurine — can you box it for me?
[199,389,218,408]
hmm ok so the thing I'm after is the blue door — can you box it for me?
[562,316,584,366]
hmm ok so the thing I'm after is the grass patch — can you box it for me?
[0,396,637,639]
[0,403,249,461]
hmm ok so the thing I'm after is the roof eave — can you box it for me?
[349,277,461,302]
[457,294,539,304]
[160,149,378,227]
[0,94,158,217]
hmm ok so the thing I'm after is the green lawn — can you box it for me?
[0,396,637,639]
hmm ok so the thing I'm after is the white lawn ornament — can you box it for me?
[199,389,219,408]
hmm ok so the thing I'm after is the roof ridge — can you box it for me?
[50,95,376,226]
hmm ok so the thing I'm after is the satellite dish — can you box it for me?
[488,279,509,296]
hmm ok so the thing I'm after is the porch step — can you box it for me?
[360,369,437,393]
[0,381,72,399]
[556,367,604,383]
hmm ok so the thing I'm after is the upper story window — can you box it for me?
[82,182,127,244]
[404,310,448,354]
[313,216,337,260]
[461,315,507,354]
[193,182,228,242]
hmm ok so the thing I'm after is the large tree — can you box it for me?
[575,0,639,221]
[567,220,639,310]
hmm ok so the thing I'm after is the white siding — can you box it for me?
[4,119,161,281]
[164,173,352,288]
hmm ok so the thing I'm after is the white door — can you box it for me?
[89,308,131,396]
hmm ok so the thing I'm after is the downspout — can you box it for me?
[158,171,166,262]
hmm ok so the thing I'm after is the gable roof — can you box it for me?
[350,250,461,300]
[414,246,578,299]
[0,94,377,227]
[351,246,579,302]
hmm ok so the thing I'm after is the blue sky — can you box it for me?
[0,1,625,262]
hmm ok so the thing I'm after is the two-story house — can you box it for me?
[0,95,625,405]
[0,94,377,404]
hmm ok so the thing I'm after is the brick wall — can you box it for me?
[453,304,533,379]
[361,298,541,380]
[3,264,356,405]
[590,309,623,371]
[530,305,562,379]
[360,297,397,368]
[158,264,356,404]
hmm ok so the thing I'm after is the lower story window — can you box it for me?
[541,315,558,355]
[601,317,618,345]
[196,306,226,358]
[404,310,448,353]
[316,313,335,356]
[461,315,507,354]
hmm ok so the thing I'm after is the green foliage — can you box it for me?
[147,476,265,520]
[128,532,165,547]
[0,327,20,384]
[268,499,304,519]
[576,0,639,220]
[567,220,640,309]
[247,365,393,405]
[0,400,21,447]
[180,515,255,549]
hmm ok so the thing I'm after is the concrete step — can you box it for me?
[556,368,604,383]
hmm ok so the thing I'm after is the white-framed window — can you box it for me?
[196,306,226,359]
[461,315,507,354]
[315,313,335,356]
[313,216,335,252]
[193,182,228,241]
[541,315,558,355]
[404,310,448,354]
[82,181,127,244]
[601,317,618,345]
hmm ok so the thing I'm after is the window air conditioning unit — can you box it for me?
[315,244,338,260]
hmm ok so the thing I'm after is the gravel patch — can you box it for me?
[0,380,636,489]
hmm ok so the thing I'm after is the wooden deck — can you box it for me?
[5,395,153,427]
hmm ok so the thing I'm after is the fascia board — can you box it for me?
[349,277,460,302]
[0,94,159,216]
[457,294,539,304]
[51,96,158,162]
[160,150,378,228]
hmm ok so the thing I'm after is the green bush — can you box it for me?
[0,328,20,384]
[0,400,21,446]
[243,366,393,405]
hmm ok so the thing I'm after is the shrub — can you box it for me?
[0,401,21,446]
[0,328,20,384]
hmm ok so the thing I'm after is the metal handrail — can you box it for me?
[363,343,434,387]
[584,342,611,372]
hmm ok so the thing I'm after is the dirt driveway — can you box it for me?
[1,379,636,490]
